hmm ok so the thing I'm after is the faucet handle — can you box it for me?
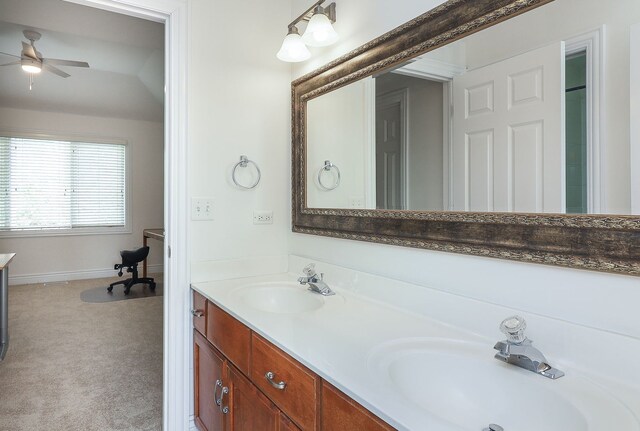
[303,263,316,277]
[499,315,527,344]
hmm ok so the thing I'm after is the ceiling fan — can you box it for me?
[0,30,90,79]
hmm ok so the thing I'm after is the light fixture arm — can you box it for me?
[287,0,336,29]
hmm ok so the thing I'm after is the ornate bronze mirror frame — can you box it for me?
[292,0,640,275]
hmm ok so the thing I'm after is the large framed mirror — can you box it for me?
[292,0,640,275]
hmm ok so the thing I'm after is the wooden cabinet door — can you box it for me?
[322,382,396,431]
[279,413,302,431]
[194,330,226,431]
[225,365,280,431]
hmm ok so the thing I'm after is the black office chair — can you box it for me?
[108,246,156,295]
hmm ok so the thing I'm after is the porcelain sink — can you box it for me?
[367,338,639,431]
[230,282,326,314]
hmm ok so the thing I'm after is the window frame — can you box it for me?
[0,129,132,238]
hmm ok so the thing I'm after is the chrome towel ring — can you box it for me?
[232,155,261,189]
[318,160,340,191]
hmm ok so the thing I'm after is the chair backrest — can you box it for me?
[120,246,150,267]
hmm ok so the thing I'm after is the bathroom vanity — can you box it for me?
[191,289,393,431]
[191,257,640,431]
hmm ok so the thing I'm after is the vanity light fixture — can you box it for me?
[277,0,337,62]
[276,26,311,62]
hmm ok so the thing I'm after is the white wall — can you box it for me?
[0,106,164,282]
[288,0,639,337]
[187,0,292,266]
[631,22,640,215]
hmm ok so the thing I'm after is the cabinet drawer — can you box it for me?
[251,333,319,430]
[321,382,395,431]
[206,302,251,375]
[192,290,207,336]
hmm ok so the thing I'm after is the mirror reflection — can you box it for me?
[306,0,640,215]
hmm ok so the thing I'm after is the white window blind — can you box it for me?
[0,136,126,232]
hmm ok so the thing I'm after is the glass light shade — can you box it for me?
[302,12,338,47]
[21,64,42,74]
[21,59,41,74]
[277,32,311,62]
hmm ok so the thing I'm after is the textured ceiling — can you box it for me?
[0,0,164,122]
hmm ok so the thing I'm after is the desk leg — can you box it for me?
[143,235,148,279]
[0,267,9,361]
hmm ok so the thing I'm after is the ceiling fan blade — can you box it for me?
[43,63,70,78]
[0,61,20,66]
[0,51,20,59]
[44,58,89,68]
[21,41,38,60]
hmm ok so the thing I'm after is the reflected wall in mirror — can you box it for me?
[306,0,640,215]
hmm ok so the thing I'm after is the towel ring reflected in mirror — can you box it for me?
[232,155,261,189]
[317,160,341,191]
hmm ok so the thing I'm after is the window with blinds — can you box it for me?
[0,136,127,233]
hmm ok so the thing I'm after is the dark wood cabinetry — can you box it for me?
[321,382,394,431]
[226,364,281,431]
[206,301,251,375]
[194,330,225,431]
[192,290,395,431]
[251,333,319,430]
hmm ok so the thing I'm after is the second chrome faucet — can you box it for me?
[298,263,335,296]
[493,315,564,379]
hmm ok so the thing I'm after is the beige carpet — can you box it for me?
[0,276,163,431]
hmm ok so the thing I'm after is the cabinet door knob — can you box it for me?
[191,309,204,318]
[265,371,287,390]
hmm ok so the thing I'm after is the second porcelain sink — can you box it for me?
[367,338,639,431]
[230,282,326,314]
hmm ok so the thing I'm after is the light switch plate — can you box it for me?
[192,198,214,220]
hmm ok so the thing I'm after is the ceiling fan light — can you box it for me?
[21,59,41,74]
[277,28,311,63]
[302,11,338,47]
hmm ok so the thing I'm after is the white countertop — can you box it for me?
[192,269,640,431]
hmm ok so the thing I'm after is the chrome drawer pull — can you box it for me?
[214,379,223,406]
[214,379,229,414]
[265,371,286,390]
[191,309,204,318]
[219,386,229,414]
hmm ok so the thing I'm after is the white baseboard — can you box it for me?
[9,264,164,285]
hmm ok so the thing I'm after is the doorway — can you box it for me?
[60,0,189,429]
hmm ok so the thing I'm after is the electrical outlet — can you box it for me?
[349,196,365,208]
[253,210,273,225]
[191,198,214,220]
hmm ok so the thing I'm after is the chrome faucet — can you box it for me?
[493,315,564,379]
[298,264,335,296]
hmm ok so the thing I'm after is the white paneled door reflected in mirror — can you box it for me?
[306,0,640,215]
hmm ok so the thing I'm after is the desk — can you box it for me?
[0,253,16,361]
[143,229,164,278]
